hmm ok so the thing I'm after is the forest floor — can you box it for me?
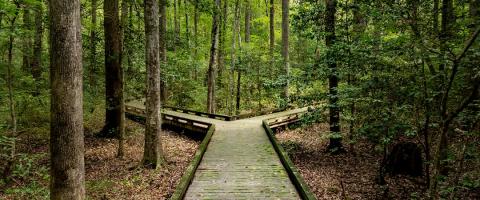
[277,123,428,200]
[0,119,201,199]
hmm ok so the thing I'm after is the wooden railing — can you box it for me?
[266,111,306,128]
[125,105,211,133]
[163,106,234,121]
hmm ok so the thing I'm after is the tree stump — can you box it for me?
[386,142,423,177]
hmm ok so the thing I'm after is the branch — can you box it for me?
[445,81,480,126]
[441,26,480,117]
[454,26,480,62]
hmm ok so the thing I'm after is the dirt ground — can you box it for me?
[276,123,429,200]
[0,120,201,199]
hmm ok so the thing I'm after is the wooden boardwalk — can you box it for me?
[126,100,308,199]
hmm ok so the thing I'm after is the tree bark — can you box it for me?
[117,0,130,158]
[101,0,125,141]
[143,0,166,168]
[159,0,167,102]
[193,0,199,80]
[173,0,179,50]
[325,0,342,152]
[49,0,85,198]
[31,0,43,84]
[22,7,32,72]
[7,15,17,136]
[90,0,98,87]
[217,0,227,83]
[269,0,275,69]
[207,0,221,113]
[230,0,240,115]
[439,0,453,72]
[281,0,289,103]
[471,0,480,27]
[433,0,439,33]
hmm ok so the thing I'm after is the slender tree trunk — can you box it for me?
[217,0,227,84]
[117,0,130,158]
[241,0,251,113]
[90,0,98,87]
[7,19,17,136]
[193,0,199,80]
[269,0,274,69]
[173,0,179,50]
[207,0,221,113]
[471,0,480,25]
[439,0,453,72]
[159,0,167,102]
[49,0,85,198]
[184,0,190,44]
[31,0,43,85]
[433,0,439,33]
[325,0,342,152]
[144,0,166,168]
[22,8,32,72]
[230,0,240,115]
[281,0,289,103]
[236,68,241,114]
[101,0,125,141]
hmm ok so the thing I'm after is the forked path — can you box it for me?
[126,100,307,199]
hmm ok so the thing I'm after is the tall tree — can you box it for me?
[281,0,289,103]
[217,0,227,81]
[207,0,221,113]
[101,0,126,142]
[160,0,167,102]
[49,0,85,198]
[325,0,342,152]
[31,0,43,83]
[143,0,166,168]
[230,0,240,115]
[193,0,199,80]
[173,0,180,50]
[90,0,98,86]
[7,8,18,149]
[22,7,32,72]
[117,0,130,157]
[269,0,274,69]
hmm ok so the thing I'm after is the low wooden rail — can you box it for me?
[125,105,211,133]
[163,105,234,121]
[266,111,306,128]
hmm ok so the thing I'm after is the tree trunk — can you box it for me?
[143,0,166,168]
[22,8,32,72]
[49,0,85,198]
[230,0,240,115]
[433,0,439,33]
[193,0,199,80]
[207,0,221,113]
[173,0,179,50]
[90,0,98,87]
[101,0,125,141]
[7,16,17,136]
[217,0,227,84]
[184,0,190,45]
[439,0,453,72]
[281,0,289,103]
[159,0,167,102]
[471,0,480,26]
[242,0,251,113]
[31,0,43,85]
[117,0,130,158]
[269,0,274,69]
[325,0,342,152]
